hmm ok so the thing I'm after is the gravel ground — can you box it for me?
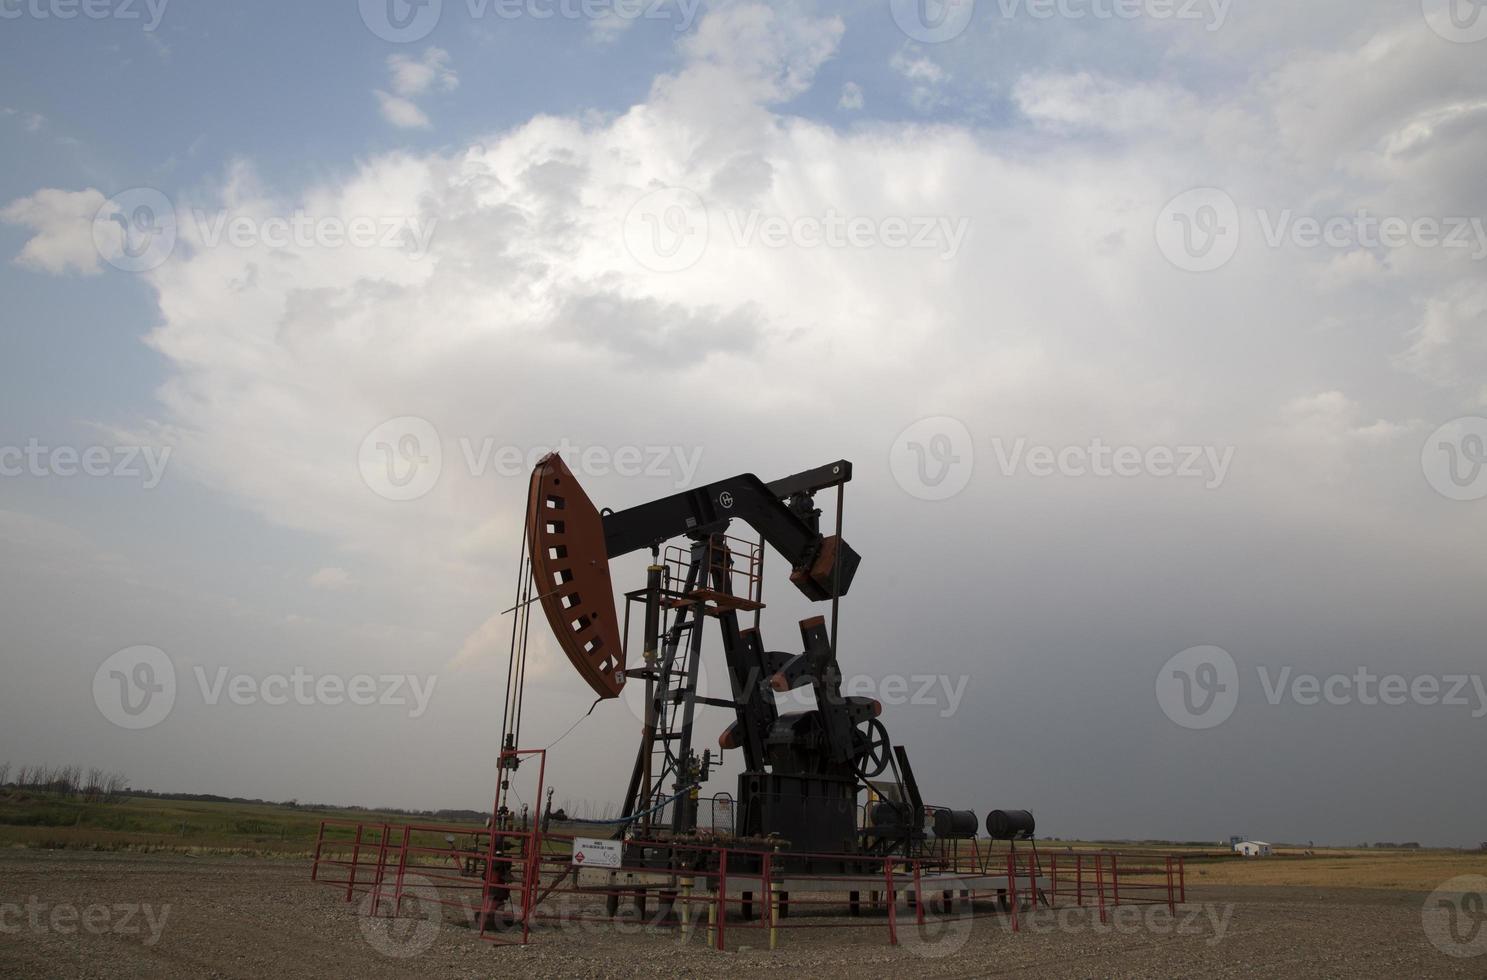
[0,850,1480,978]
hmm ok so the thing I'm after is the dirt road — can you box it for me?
[0,851,1479,978]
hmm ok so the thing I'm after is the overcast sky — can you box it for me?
[1,0,1485,847]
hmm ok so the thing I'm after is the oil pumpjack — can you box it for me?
[504,454,929,871]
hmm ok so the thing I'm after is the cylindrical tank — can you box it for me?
[868,801,912,832]
[932,809,978,839]
[985,808,1036,840]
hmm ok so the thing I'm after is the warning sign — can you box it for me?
[571,837,622,869]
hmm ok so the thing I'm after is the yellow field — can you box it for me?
[1182,848,1487,891]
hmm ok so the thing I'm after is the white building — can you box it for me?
[1234,840,1272,857]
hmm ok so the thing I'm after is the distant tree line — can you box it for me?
[1,763,128,802]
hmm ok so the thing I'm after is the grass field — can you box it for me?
[0,790,485,857]
[3,791,1482,891]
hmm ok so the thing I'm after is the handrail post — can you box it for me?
[311,820,326,881]
[1095,853,1107,923]
[345,824,364,903]
[766,851,778,951]
[395,825,412,915]
[716,848,728,951]
[885,858,898,945]
[1008,852,1019,933]
[370,823,391,916]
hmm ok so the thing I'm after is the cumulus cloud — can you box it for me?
[839,81,863,111]
[387,47,458,98]
[8,4,1487,832]
[375,91,431,129]
[1,187,106,275]
[889,45,948,111]
[1013,72,1199,135]
[377,47,456,129]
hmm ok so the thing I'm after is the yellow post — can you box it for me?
[681,875,694,940]
[768,849,781,951]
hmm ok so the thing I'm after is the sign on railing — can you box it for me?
[571,837,622,868]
